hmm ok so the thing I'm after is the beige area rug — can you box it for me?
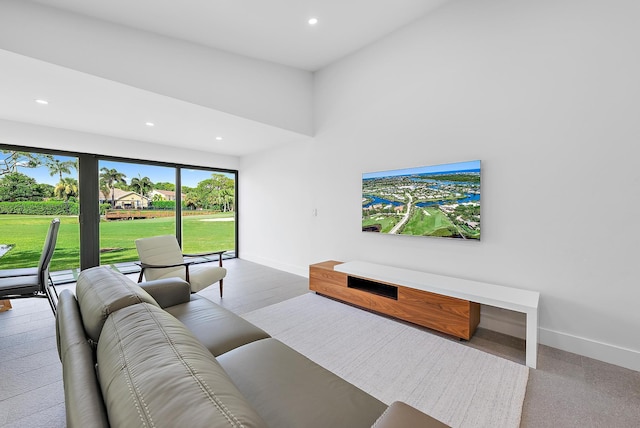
[242,293,529,428]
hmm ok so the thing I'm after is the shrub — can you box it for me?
[150,200,175,210]
[0,201,79,215]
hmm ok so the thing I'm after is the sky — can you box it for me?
[13,155,234,188]
[362,160,481,180]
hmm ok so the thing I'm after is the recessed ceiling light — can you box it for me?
[34,99,49,105]
[308,17,318,25]
[145,122,155,127]
[215,136,223,141]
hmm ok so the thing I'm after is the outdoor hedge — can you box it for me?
[0,201,80,215]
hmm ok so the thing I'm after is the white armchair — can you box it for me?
[135,235,227,296]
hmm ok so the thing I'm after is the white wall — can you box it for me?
[0,0,313,136]
[0,119,239,170]
[239,141,313,276]
[242,0,640,370]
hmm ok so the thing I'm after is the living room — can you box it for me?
[1,0,639,427]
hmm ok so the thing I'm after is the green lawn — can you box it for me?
[0,213,235,271]
[401,207,456,237]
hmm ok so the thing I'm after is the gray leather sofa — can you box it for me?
[56,266,448,428]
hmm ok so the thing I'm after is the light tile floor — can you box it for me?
[1,259,639,427]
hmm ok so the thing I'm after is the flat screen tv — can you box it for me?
[362,160,481,240]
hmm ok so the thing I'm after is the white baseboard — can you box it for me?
[240,253,308,278]
[539,328,640,372]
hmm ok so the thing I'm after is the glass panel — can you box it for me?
[0,150,80,272]
[181,169,236,256]
[98,160,176,267]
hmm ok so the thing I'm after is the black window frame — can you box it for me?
[0,143,239,271]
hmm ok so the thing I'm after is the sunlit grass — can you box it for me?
[0,213,235,271]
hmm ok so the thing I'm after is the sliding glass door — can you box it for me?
[98,160,176,266]
[180,168,236,257]
[0,150,80,272]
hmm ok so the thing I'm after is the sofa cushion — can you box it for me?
[165,295,270,356]
[97,303,267,428]
[217,338,387,428]
[76,266,159,342]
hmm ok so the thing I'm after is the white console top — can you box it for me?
[335,260,539,313]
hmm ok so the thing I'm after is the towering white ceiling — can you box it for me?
[0,0,450,156]
[30,0,449,71]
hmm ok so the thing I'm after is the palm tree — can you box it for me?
[54,177,79,201]
[99,167,127,208]
[99,181,110,204]
[221,189,234,212]
[46,158,75,181]
[184,192,198,210]
[130,175,153,197]
[54,177,79,214]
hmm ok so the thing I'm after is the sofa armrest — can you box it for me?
[138,278,191,308]
[372,402,449,428]
[56,290,110,428]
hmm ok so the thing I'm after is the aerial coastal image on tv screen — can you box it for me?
[362,160,481,240]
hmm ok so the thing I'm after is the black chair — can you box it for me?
[0,218,61,315]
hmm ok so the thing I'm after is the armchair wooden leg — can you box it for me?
[219,279,223,298]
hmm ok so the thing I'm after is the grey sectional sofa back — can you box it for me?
[75,266,160,342]
[98,302,268,427]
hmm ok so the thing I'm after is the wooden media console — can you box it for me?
[309,260,480,340]
[310,260,540,368]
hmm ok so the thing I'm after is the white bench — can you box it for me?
[335,261,540,368]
